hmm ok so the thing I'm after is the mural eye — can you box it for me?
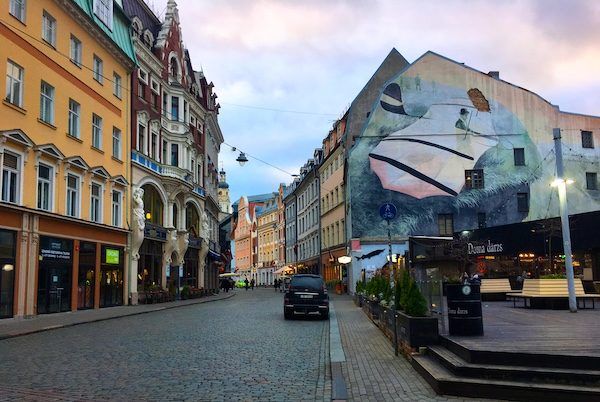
[380,83,407,115]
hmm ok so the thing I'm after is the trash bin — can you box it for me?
[446,284,483,336]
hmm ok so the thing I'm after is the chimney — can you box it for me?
[488,71,500,80]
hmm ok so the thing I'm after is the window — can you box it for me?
[37,163,52,211]
[517,192,529,212]
[39,81,54,124]
[171,96,179,120]
[138,79,146,99]
[586,172,598,190]
[90,183,102,223]
[10,0,26,22]
[582,131,594,149]
[171,143,179,166]
[112,127,121,159]
[93,55,103,83]
[2,152,20,203]
[112,190,122,226]
[93,0,113,30]
[137,123,146,153]
[514,148,525,166]
[465,169,484,189]
[42,11,56,47]
[68,99,80,137]
[113,73,122,98]
[437,214,453,236]
[70,35,82,67]
[92,114,102,149]
[66,174,79,217]
[477,212,486,229]
[162,139,168,163]
[162,91,167,116]
[5,60,23,107]
[150,132,157,160]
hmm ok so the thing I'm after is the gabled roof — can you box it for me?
[64,156,90,171]
[33,144,65,160]
[111,175,129,186]
[1,129,35,147]
[90,166,111,180]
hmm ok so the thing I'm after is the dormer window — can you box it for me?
[132,20,141,37]
[93,0,113,30]
[143,30,153,47]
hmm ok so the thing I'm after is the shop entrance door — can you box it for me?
[38,265,72,314]
[100,267,123,307]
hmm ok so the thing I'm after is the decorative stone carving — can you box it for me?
[199,209,209,239]
[163,228,178,265]
[176,231,189,265]
[131,187,145,261]
[198,238,209,278]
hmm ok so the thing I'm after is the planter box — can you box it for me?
[379,307,395,340]
[369,300,381,321]
[395,310,439,349]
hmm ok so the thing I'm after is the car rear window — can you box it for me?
[290,276,323,290]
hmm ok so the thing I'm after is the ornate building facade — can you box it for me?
[123,0,223,303]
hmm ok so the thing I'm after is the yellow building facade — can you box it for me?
[0,0,135,318]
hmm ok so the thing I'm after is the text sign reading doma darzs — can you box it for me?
[467,240,503,255]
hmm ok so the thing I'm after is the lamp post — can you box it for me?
[552,128,577,313]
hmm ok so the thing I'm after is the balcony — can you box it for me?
[161,116,189,136]
[162,165,191,182]
[132,151,206,195]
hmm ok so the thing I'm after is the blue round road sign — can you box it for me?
[379,203,397,221]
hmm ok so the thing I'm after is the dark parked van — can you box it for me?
[284,274,329,319]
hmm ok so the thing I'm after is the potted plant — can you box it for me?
[334,280,343,295]
[395,270,439,350]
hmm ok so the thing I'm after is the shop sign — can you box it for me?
[467,240,503,255]
[105,249,120,265]
[40,241,71,260]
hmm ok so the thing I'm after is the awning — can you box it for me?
[274,266,294,275]
[208,250,221,260]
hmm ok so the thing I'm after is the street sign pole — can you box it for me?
[379,203,397,286]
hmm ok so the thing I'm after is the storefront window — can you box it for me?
[0,230,16,319]
[184,247,198,287]
[185,203,199,235]
[100,245,124,307]
[138,239,163,290]
[78,241,95,310]
[38,237,73,314]
[142,184,163,226]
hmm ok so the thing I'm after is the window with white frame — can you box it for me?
[112,190,122,226]
[137,122,146,154]
[112,127,121,159]
[70,35,82,67]
[66,174,80,217]
[40,81,54,124]
[68,99,80,137]
[93,55,103,83]
[150,131,158,160]
[162,139,168,163]
[10,0,26,22]
[5,60,23,107]
[42,11,56,47]
[37,163,53,211]
[2,152,20,203]
[93,0,113,30]
[92,114,102,149]
[90,182,102,223]
[113,72,122,98]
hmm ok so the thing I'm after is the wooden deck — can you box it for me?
[446,301,600,358]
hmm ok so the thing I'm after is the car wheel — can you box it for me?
[284,309,293,320]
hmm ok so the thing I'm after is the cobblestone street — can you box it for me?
[0,289,330,401]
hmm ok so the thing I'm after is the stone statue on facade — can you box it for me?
[131,187,145,261]
[198,209,210,283]
[176,231,190,266]
[163,228,178,266]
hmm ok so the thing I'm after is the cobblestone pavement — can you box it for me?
[332,295,499,402]
[0,288,331,401]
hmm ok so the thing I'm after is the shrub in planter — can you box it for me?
[181,285,191,300]
[404,281,428,317]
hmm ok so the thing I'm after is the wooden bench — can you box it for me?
[480,278,512,301]
[507,279,599,309]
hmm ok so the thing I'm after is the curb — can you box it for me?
[0,292,236,341]
[329,301,349,401]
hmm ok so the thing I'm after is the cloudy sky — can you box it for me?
[148,0,600,203]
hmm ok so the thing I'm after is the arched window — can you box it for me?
[172,204,178,228]
[185,202,199,235]
[170,57,179,79]
[142,184,163,226]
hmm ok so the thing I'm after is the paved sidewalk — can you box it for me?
[0,291,235,340]
[331,295,498,402]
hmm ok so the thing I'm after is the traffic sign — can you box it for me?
[379,203,397,221]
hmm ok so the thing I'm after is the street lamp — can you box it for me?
[236,152,249,166]
[338,256,352,264]
[552,128,577,313]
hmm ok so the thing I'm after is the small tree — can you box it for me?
[404,281,429,317]
[399,269,412,310]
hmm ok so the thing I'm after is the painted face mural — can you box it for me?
[349,73,543,238]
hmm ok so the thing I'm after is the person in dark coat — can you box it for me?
[244,278,249,291]
[274,278,279,291]
[250,278,255,290]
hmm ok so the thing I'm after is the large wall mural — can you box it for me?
[348,53,599,240]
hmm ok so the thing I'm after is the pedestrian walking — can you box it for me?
[274,278,279,291]
[244,278,249,291]
[250,278,255,290]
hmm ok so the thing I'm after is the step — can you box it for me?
[428,345,600,387]
[412,354,600,402]
[441,336,600,371]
